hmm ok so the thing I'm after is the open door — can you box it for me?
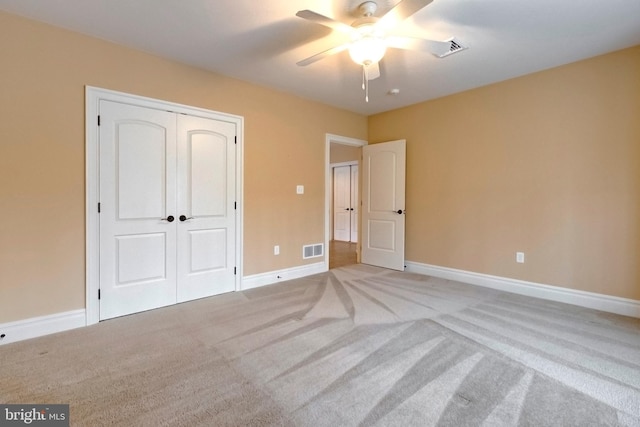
[361,140,406,271]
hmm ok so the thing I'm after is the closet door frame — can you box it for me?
[85,86,244,326]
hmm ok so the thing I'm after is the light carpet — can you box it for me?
[2,265,639,426]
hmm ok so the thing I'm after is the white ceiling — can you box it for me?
[1,0,639,115]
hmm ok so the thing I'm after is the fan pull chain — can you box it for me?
[365,79,369,102]
[363,65,369,103]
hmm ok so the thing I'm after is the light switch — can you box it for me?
[296,185,304,194]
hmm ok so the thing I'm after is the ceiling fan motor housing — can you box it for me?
[358,1,378,17]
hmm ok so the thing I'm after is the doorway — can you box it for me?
[324,134,366,270]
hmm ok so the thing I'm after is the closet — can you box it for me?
[97,99,237,320]
[333,164,358,242]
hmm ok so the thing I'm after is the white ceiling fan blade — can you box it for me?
[378,0,434,30]
[296,10,354,34]
[366,62,381,80]
[386,36,451,57]
[297,43,350,66]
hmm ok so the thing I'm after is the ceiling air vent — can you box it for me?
[434,38,468,58]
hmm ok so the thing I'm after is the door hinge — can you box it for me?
[98,289,101,300]
[98,202,101,213]
[234,201,237,210]
[233,267,237,275]
[234,136,237,145]
[97,115,100,126]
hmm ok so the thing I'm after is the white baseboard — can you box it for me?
[0,263,327,345]
[405,261,640,318]
[0,309,86,346]
[242,262,327,291]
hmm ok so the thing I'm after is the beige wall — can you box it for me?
[0,11,367,323]
[330,143,361,164]
[369,46,640,300]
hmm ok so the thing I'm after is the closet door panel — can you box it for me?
[99,101,177,320]
[177,115,237,302]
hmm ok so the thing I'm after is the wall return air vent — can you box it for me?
[303,243,324,259]
[434,37,468,58]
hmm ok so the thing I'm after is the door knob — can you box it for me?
[396,209,404,214]
[161,215,175,222]
[179,215,194,222]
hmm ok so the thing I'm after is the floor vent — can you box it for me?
[435,37,468,58]
[303,243,324,259]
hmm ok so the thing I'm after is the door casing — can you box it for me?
[85,86,244,326]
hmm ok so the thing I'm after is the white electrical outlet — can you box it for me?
[516,252,525,263]
[274,245,280,255]
[296,185,304,194]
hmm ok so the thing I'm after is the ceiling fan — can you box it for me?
[296,0,454,101]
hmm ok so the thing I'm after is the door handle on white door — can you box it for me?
[179,215,194,222]
[161,215,175,222]
[395,210,405,214]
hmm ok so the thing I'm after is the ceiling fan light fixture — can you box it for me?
[348,35,387,65]
[296,0,448,103]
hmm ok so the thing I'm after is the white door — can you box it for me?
[350,165,359,243]
[176,115,236,302]
[333,165,359,242]
[361,140,406,271]
[99,101,178,319]
[333,166,351,241]
[99,101,236,320]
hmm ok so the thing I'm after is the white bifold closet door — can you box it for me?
[333,164,358,242]
[98,100,236,320]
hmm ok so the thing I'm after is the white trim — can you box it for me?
[241,262,326,291]
[0,310,86,346]
[85,86,244,326]
[325,134,367,270]
[405,261,640,318]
